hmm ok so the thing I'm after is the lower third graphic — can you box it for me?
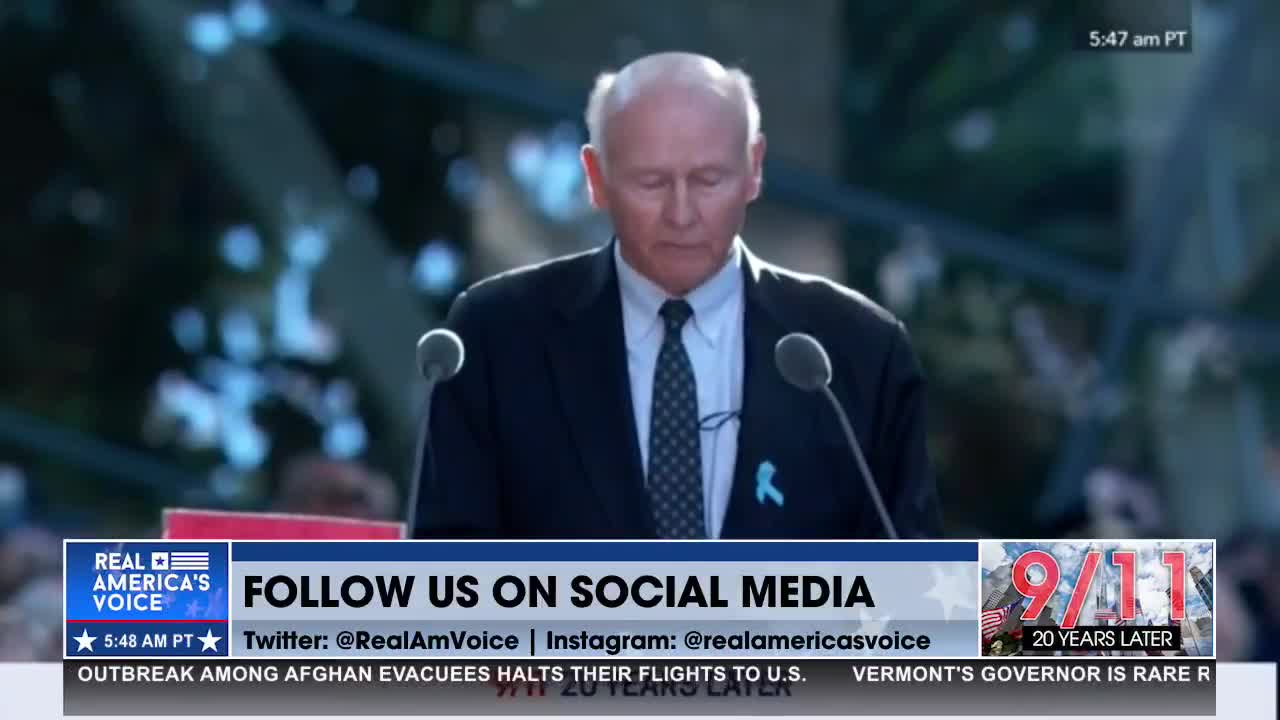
[64,541,230,658]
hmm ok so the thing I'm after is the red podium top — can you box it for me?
[162,508,405,540]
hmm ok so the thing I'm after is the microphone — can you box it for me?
[405,329,465,538]
[775,332,899,539]
[416,328,465,383]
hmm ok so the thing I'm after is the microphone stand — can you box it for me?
[404,369,441,539]
[819,385,899,540]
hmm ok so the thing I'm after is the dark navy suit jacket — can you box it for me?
[413,241,942,539]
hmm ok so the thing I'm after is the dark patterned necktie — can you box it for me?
[647,299,705,539]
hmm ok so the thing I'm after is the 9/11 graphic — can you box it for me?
[64,541,230,658]
[980,540,1214,657]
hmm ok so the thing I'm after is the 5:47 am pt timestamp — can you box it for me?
[1080,28,1192,52]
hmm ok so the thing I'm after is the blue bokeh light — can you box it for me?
[222,413,270,470]
[230,0,271,38]
[171,307,207,353]
[506,124,589,222]
[220,225,262,271]
[285,224,330,268]
[445,157,484,207]
[324,416,367,458]
[219,309,263,364]
[186,12,234,56]
[411,238,461,296]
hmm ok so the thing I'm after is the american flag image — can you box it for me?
[1094,609,1118,622]
[981,602,1018,641]
[168,551,209,571]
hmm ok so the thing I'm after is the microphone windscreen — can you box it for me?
[775,332,832,391]
[416,329,465,381]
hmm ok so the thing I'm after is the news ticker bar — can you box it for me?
[64,539,1217,660]
[62,658,1215,716]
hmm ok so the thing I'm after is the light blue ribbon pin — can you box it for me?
[755,461,783,507]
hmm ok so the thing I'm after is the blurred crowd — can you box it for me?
[0,457,1276,662]
[0,525,61,661]
[0,454,399,661]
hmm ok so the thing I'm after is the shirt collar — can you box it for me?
[615,238,743,350]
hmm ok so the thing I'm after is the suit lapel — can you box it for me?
[722,248,817,536]
[546,244,653,536]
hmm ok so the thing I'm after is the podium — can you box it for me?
[162,508,405,540]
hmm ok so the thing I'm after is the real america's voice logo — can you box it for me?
[92,550,212,611]
[65,541,231,658]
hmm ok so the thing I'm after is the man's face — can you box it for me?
[583,85,765,296]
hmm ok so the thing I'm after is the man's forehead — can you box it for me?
[603,52,739,119]
[607,142,746,176]
[620,82,738,118]
[608,103,744,157]
[606,82,746,144]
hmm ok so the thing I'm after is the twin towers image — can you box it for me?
[981,541,1215,657]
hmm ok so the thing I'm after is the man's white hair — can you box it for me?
[584,54,761,167]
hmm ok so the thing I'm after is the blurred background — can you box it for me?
[0,0,1277,661]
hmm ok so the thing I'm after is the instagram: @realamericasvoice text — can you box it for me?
[241,628,933,655]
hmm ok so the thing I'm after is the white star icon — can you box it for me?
[852,606,892,636]
[198,628,221,652]
[73,628,96,652]
[923,564,977,621]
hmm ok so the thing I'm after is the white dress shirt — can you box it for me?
[615,240,745,539]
